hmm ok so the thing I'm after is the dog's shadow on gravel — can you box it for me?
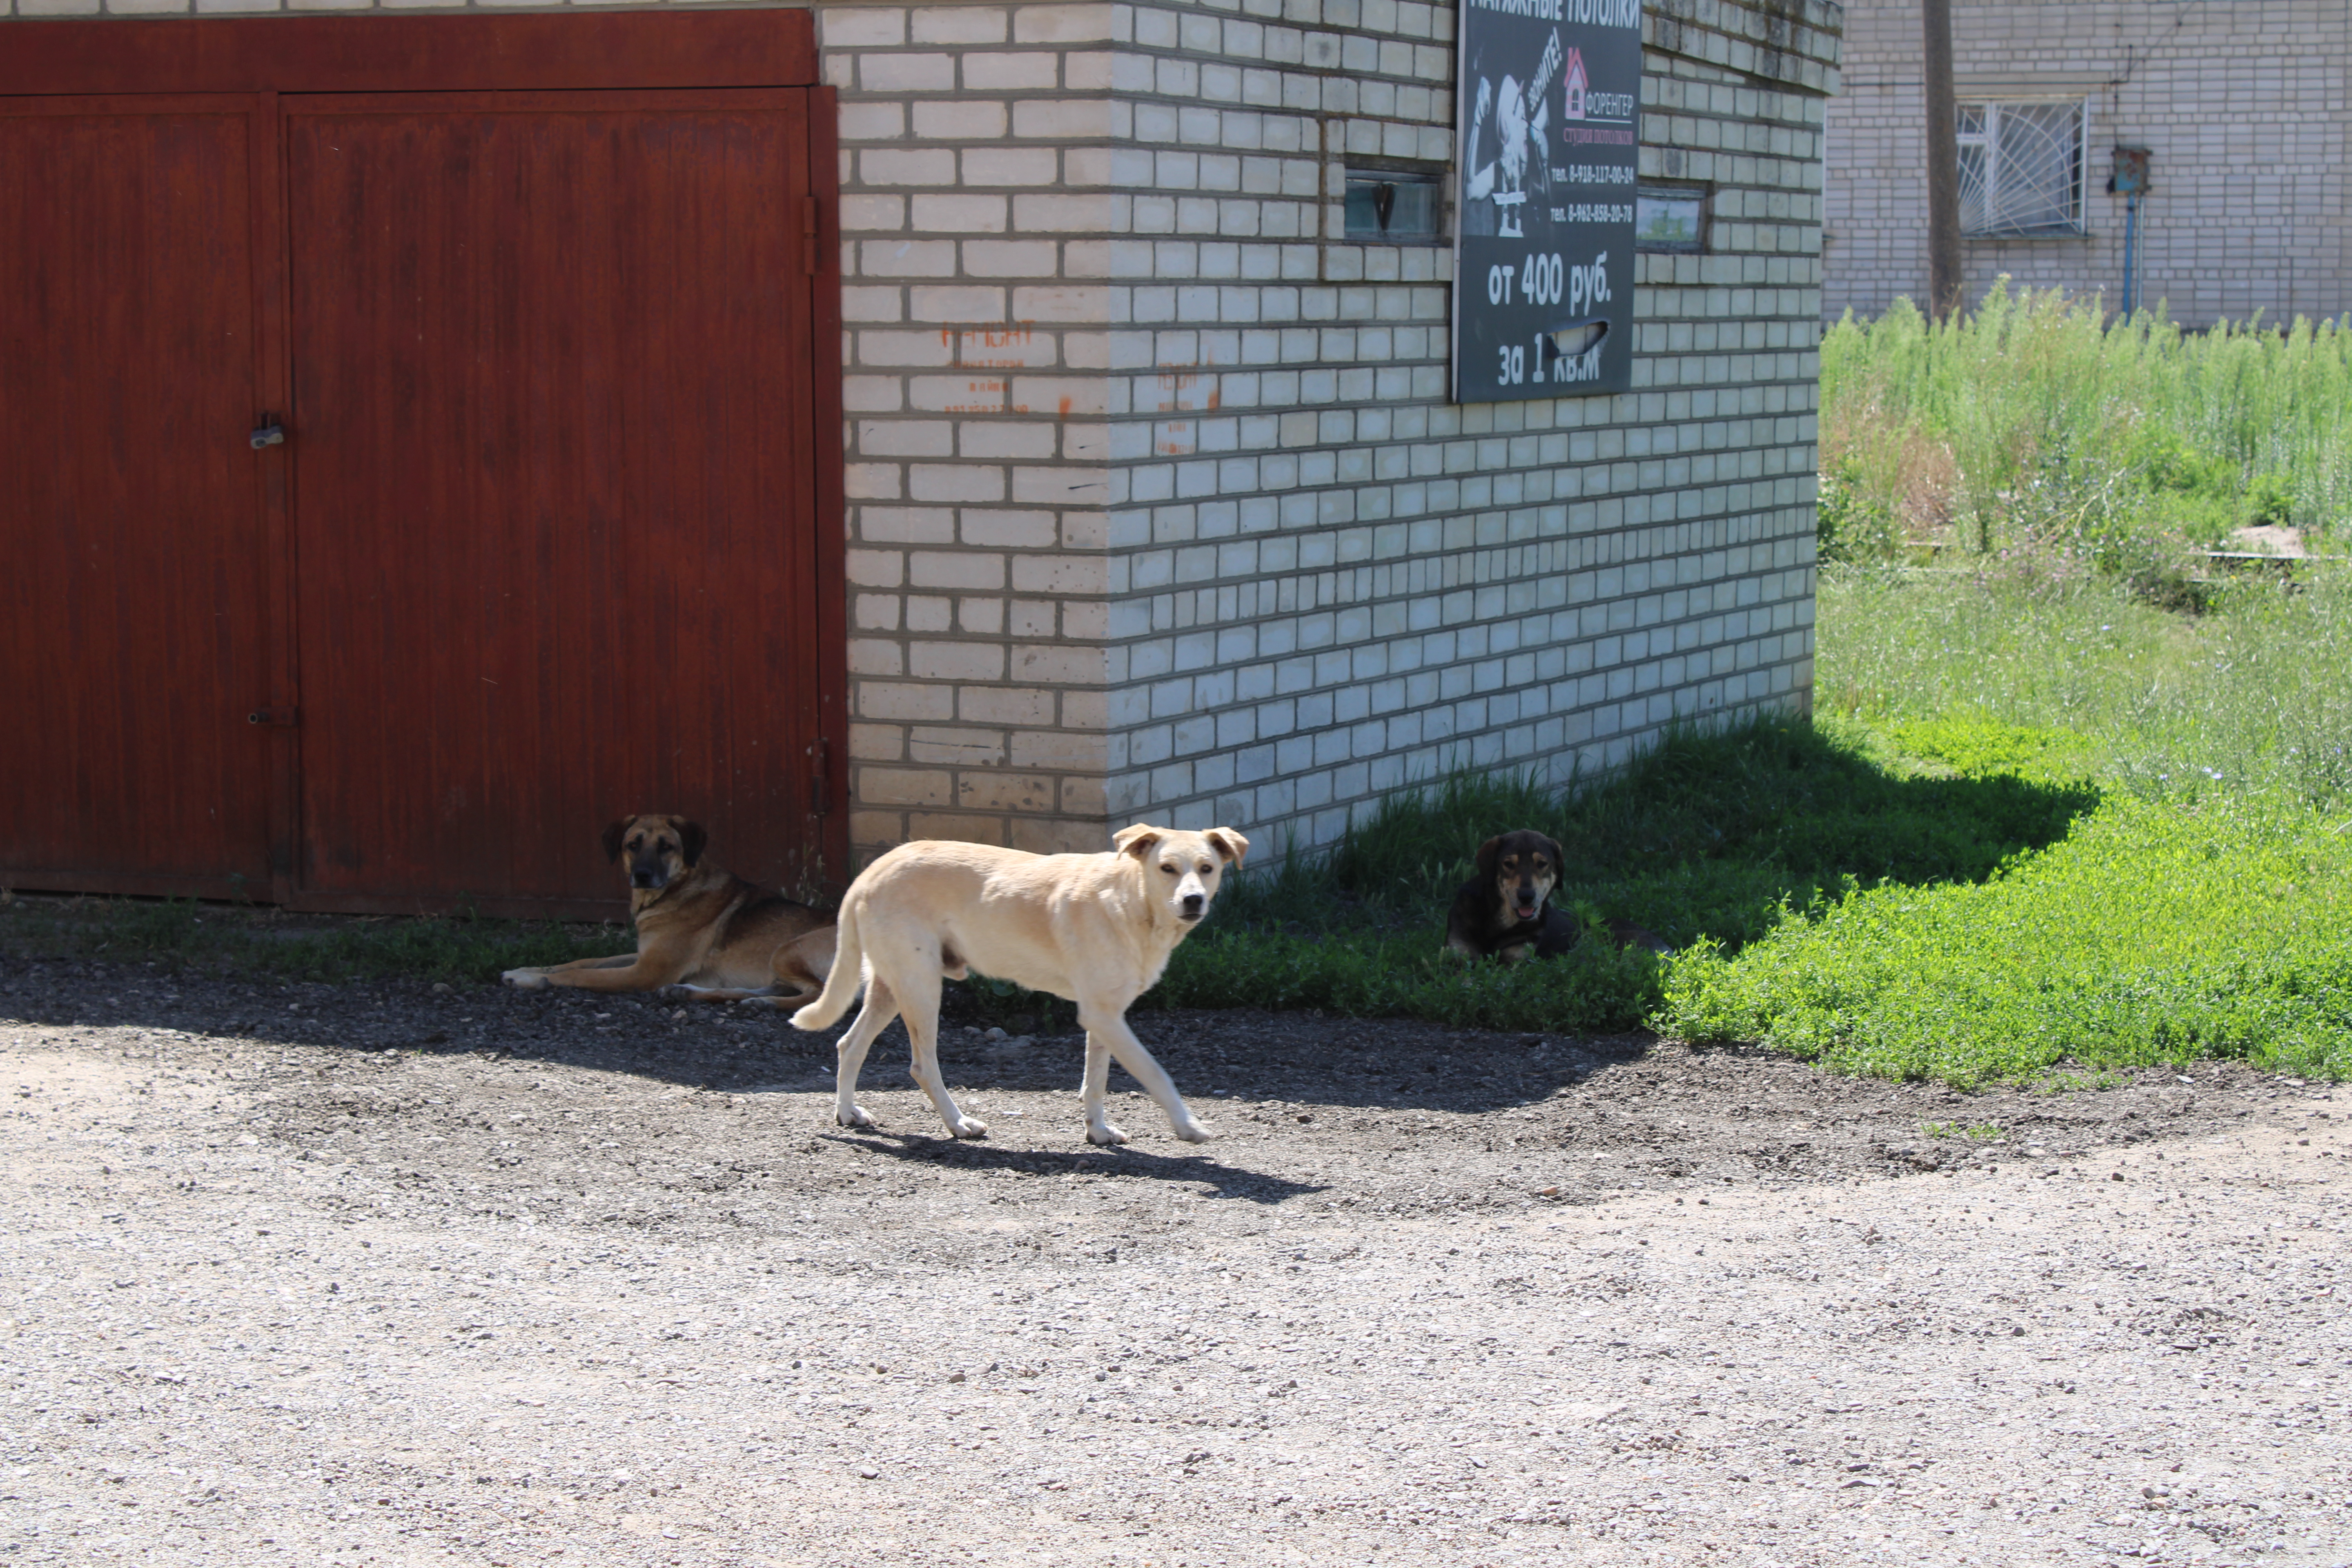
[822,1127,1326,1204]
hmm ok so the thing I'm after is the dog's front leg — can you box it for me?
[727,985,824,1010]
[1081,1006,1215,1145]
[511,956,693,994]
[657,983,808,1006]
[1079,1030,1126,1145]
[501,954,639,989]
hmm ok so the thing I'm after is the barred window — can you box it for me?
[1956,100,2087,236]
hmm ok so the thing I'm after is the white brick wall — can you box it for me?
[1824,0,2352,327]
[9,0,1843,871]
[1100,0,1838,853]
[827,2,1123,858]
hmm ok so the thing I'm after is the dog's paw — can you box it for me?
[1171,1118,1218,1143]
[655,984,696,1003]
[500,969,550,991]
[1086,1121,1131,1147]
[836,1104,880,1131]
[947,1117,990,1140]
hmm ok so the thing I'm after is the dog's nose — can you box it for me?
[1180,893,1205,918]
[632,870,662,888]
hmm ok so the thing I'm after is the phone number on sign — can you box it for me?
[1548,203,1633,224]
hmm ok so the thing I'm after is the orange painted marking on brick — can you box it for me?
[1153,361,1211,456]
[943,320,1051,370]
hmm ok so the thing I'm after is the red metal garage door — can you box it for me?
[0,17,845,918]
[286,91,826,912]
[0,97,283,900]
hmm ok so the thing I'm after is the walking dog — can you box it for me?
[791,824,1247,1145]
[501,815,836,1005]
[1445,829,1668,962]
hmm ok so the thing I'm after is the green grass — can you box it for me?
[1820,565,2352,806]
[1820,282,2352,568]
[1654,567,2352,1083]
[1158,567,2352,1084]
[1662,789,2352,1084]
[1921,1123,2006,1142]
[1149,711,2102,1037]
[0,895,625,985]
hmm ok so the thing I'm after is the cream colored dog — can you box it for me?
[790,824,1247,1145]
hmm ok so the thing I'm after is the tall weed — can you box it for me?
[1818,566,2352,808]
[1822,284,2352,568]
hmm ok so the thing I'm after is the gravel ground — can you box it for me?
[3,962,2348,1568]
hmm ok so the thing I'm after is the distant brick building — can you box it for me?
[1824,0,2352,327]
[2,0,1845,909]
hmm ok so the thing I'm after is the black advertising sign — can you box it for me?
[1452,0,1642,403]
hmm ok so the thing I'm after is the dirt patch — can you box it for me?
[2223,524,2314,559]
[4,963,2347,1566]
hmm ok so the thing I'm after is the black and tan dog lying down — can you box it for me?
[1444,829,1669,963]
[502,815,837,1006]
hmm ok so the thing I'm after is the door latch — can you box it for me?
[808,736,831,815]
[250,419,285,450]
[247,706,299,727]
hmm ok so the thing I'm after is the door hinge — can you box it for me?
[808,736,831,815]
[247,706,299,728]
[803,196,821,275]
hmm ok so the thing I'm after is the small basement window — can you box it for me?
[1635,186,1706,252]
[1343,169,1443,243]
[1957,100,2087,236]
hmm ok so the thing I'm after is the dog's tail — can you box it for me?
[790,901,866,1031]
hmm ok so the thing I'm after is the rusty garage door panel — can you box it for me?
[0,97,281,901]
[286,91,825,911]
[0,14,845,918]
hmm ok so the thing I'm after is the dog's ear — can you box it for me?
[1540,835,1566,875]
[601,817,633,863]
[1113,823,1161,861]
[674,818,708,868]
[1203,828,1250,868]
[1474,835,1504,877]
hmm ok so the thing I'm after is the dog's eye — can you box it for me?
[1159,862,1177,874]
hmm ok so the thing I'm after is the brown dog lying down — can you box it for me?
[501,814,836,1006]
[1444,828,1669,963]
